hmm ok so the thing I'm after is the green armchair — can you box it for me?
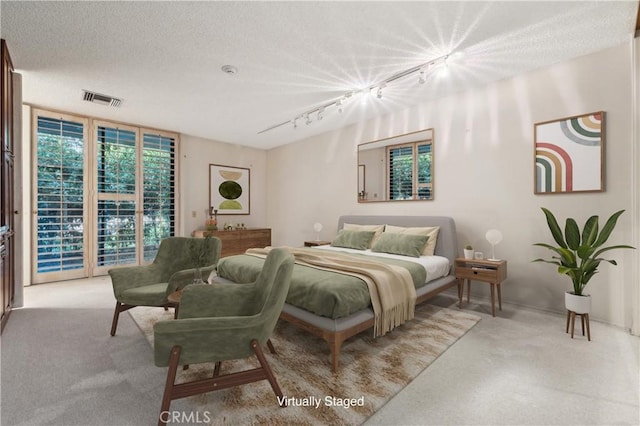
[153,247,294,425]
[108,236,221,336]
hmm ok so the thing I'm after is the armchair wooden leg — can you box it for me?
[252,340,285,406]
[157,340,286,422]
[110,302,135,336]
[158,346,181,426]
[266,338,276,354]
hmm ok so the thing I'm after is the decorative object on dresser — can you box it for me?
[463,245,474,259]
[209,164,250,214]
[205,208,218,231]
[485,229,503,260]
[534,111,605,194]
[533,207,634,340]
[192,228,271,257]
[455,258,507,317]
[313,222,323,240]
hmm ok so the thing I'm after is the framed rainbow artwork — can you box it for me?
[534,111,605,194]
[209,164,250,215]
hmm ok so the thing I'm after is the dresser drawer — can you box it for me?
[456,267,499,281]
[192,228,271,257]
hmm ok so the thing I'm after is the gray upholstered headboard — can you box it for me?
[337,215,457,266]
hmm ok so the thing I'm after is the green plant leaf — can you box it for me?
[565,218,580,250]
[541,208,567,248]
[593,210,625,247]
[581,270,598,287]
[581,215,599,246]
[556,247,576,267]
[558,266,576,275]
[593,244,636,258]
[577,244,596,260]
[532,258,562,266]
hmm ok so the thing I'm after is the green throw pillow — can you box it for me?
[331,230,376,250]
[371,233,429,258]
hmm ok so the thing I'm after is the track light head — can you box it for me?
[265,53,453,134]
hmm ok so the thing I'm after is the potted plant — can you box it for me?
[533,208,635,314]
[464,245,474,260]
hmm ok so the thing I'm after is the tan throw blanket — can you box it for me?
[246,247,416,337]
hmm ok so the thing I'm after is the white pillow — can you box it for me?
[343,223,385,248]
[384,225,440,256]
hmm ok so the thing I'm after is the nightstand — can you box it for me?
[304,240,331,247]
[455,258,507,317]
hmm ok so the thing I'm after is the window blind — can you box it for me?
[142,133,176,262]
[35,117,85,273]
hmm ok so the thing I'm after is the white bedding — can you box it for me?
[312,244,451,284]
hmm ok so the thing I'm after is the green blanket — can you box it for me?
[217,249,426,319]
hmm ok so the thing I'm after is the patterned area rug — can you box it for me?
[130,303,480,425]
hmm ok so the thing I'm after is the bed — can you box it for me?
[216,215,461,372]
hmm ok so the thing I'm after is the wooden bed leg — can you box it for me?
[329,338,344,373]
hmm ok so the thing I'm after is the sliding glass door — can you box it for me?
[92,122,139,275]
[32,111,89,283]
[32,110,178,283]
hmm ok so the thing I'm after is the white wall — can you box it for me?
[266,42,636,328]
[178,134,268,236]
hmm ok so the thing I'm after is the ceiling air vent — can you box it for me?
[82,90,122,108]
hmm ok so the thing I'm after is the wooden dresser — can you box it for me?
[192,228,271,257]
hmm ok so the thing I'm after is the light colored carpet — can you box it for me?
[130,303,480,425]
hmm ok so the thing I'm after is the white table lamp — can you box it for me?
[313,222,323,241]
[485,229,503,261]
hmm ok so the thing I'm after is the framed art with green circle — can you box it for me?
[209,164,250,215]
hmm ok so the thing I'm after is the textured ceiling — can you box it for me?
[1,1,637,149]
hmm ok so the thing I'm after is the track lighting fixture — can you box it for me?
[257,52,453,134]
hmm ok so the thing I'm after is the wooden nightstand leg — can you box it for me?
[490,283,496,317]
[457,279,463,308]
[466,280,471,303]
[497,283,502,311]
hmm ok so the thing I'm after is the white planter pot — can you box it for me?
[463,249,474,259]
[565,292,591,314]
